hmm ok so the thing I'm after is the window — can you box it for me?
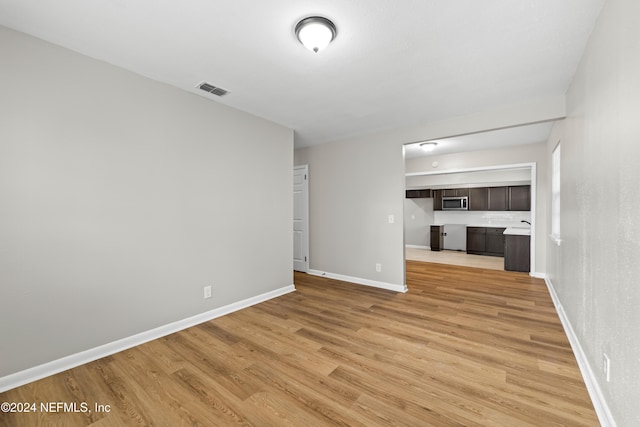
[551,142,561,244]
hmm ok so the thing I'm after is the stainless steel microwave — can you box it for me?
[442,196,468,210]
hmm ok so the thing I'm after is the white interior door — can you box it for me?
[293,165,309,272]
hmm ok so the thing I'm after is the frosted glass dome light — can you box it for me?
[295,17,337,53]
[420,142,438,152]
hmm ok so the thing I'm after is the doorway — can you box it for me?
[402,121,552,276]
[405,164,537,273]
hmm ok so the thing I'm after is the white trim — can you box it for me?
[0,284,296,393]
[405,244,430,250]
[529,162,537,274]
[543,276,617,427]
[405,162,535,177]
[308,269,408,293]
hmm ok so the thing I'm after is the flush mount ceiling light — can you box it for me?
[420,142,438,152]
[295,16,337,53]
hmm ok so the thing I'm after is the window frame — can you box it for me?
[550,141,561,245]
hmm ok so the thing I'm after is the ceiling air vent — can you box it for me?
[197,82,229,97]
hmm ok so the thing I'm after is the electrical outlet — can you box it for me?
[376,263,382,272]
[204,285,212,299]
[603,353,611,382]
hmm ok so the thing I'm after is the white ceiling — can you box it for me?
[0,0,605,149]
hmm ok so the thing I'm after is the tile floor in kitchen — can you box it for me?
[405,246,504,270]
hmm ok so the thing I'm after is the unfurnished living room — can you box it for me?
[1,1,638,426]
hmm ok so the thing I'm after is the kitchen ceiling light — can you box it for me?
[420,142,438,152]
[295,16,337,53]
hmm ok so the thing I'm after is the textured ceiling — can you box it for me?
[0,0,605,148]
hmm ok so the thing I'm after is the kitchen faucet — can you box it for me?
[521,220,531,225]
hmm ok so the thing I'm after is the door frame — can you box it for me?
[405,162,538,275]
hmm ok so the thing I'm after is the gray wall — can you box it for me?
[0,26,293,377]
[404,198,433,247]
[294,135,406,286]
[546,0,640,424]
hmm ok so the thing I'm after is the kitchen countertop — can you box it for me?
[503,227,531,236]
[466,223,516,228]
[432,223,532,234]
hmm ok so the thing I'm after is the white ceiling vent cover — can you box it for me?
[197,82,229,97]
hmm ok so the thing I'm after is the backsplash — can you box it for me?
[433,210,531,227]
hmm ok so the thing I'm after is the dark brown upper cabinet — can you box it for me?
[488,186,508,211]
[430,185,531,211]
[433,189,443,210]
[468,187,488,211]
[405,189,431,199]
[442,188,469,197]
[508,185,531,211]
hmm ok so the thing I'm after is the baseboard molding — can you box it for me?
[308,269,408,293]
[0,284,296,394]
[531,272,546,279]
[405,244,430,250]
[543,276,617,427]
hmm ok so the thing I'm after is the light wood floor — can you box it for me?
[0,262,598,426]
[406,247,505,270]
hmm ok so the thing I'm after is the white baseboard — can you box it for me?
[543,276,616,427]
[531,272,546,279]
[308,269,408,293]
[405,244,430,250]
[0,284,296,394]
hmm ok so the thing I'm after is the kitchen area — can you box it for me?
[405,168,533,273]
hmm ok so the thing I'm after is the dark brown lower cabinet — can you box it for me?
[485,228,506,256]
[430,225,444,251]
[466,227,486,254]
[467,227,506,257]
[504,234,531,272]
